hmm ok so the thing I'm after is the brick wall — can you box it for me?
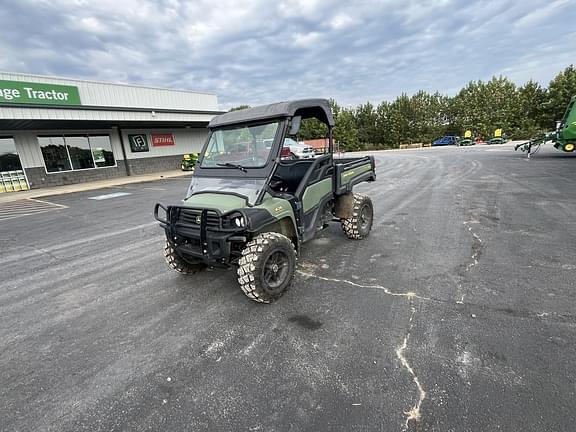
[25,165,128,188]
[127,155,183,175]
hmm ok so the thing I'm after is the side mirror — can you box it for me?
[289,116,302,135]
[556,121,562,132]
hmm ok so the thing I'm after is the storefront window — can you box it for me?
[0,137,23,171]
[39,136,72,172]
[38,135,115,172]
[89,135,115,167]
[66,136,95,170]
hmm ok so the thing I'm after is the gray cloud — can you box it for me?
[0,0,574,108]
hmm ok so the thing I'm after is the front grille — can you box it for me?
[177,208,221,228]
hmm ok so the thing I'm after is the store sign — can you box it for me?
[151,133,175,147]
[0,80,81,106]
[128,134,149,152]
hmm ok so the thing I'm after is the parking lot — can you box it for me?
[1,143,575,431]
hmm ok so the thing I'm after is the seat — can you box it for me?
[271,160,315,193]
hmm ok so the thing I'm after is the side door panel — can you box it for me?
[296,155,334,241]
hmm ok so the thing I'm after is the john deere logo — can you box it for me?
[195,215,202,224]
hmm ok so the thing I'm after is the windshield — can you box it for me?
[186,176,266,205]
[200,121,280,169]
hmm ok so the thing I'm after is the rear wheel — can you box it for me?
[341,193,374,239]
[164,240,206,274]
[237,233,297,303]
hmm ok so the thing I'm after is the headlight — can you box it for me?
[232,215,245,228]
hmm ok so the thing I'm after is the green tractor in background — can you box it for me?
[515,95,576,157]
[459,130,474,146]
[181,153,199,171]
[488,128,508,145]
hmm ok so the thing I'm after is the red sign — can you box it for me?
[151,133,175,146]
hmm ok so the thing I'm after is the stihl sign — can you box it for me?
[151,133,175,146]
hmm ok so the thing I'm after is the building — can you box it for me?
[0,72,222,193]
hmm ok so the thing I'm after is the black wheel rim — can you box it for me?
[263,250,290,293]
[360,203,373,231]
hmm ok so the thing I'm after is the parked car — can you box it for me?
[286,139,315,159]
[432,136,460,146]
[265,138,315,159]
[265,138,296,160]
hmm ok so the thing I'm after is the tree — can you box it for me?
[334,108,360,151]
[375,101,392,148]
[515,80,548,139]
[228,105,251,112]
[355,102,379,147]
[452,76,520,138]
[547,65,576,125]
[298,118,327,140]
[388,94,413,146]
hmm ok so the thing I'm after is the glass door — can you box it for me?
[0,137,29,193]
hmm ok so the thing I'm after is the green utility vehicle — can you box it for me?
[154,99,376,303]
[515,95,576,157]
[488,128,507,145]
[181,153,199,171]
[459,130,474,146]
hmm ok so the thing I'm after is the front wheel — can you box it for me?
[341,193,374,239]
[237,233,297,303]
[164,240,206,274]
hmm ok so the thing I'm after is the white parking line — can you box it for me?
[88,192,132,200]
[0,198,68,222]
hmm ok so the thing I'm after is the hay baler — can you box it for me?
[516,96,576,157]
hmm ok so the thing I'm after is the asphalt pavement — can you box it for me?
[1,143,575,431]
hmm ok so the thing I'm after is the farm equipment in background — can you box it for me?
[488,128,507,145]
[459,130,474,146]
[515,95,576,157]
[181,153,199,171]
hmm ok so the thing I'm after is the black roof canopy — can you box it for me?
[208,99,334,128]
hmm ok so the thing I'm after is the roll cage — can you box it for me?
[192,99,336,206]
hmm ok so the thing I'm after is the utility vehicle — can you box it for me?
[488,128,507,145]
[515,95,576,157]
[459,130,474,146]
[154,99,376,303]
[181,153,199,171]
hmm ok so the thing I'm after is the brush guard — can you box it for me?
[154,203,248,266]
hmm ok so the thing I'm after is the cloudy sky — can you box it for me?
[1,0,574,109]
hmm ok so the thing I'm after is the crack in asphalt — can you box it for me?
[297,270,429,427]
[465,226,483,272]
[296,211,568,428]
[396,306,426,429]
[296,271,430,301]
[457,221,485,304]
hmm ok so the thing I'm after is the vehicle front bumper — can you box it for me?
[154,203,247,266]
